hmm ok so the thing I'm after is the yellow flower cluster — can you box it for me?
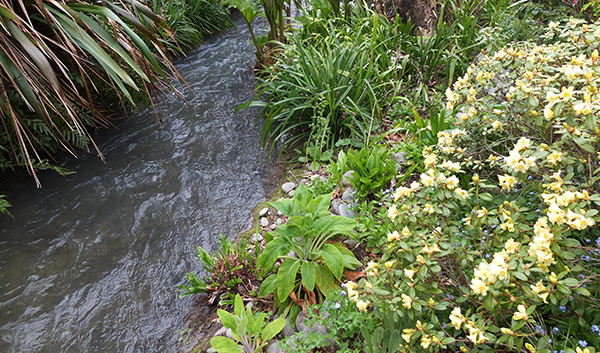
[470,249,511,296]
[528,217,556,271]
[504,138,536,173]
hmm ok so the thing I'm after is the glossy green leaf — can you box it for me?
[210,336,242,353]
[301,261,316,291]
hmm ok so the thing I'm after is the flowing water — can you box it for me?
[0,14,275,353]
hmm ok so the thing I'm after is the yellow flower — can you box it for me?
[512,304,529,321]
[455,188,469,198]
[404,268,416,280]
[470,278,489,296]
[559,86,574,101]
[525,342,537,353]
[514,137,531,151]
[420,172,435,187]
[402,328,416,342]
[467,326,487,344]
[476,207,488,218]
[401,294,413,309]
[446,175,459,190]
[566,209,595,230]
[384,261,395,271]
[505,150,536,173]
[544,106,555,119]
[546,150,563,165]
[421,335,432,349]
[388,205,400,221]
[505,238,520,253]
[498,174,517,191]
[387,231,401,242]
[401,226,412,237]
[364,282,373,289]
[449,307,466,329]
[576,347,590,353]
[549,272,558,284]
[423,204,435,214]
[421,243,441,255]
[356,299,370,312]
[416,255,426,264]
[573,102,593,115]
[500,328,514,335]
[491,120,503,130]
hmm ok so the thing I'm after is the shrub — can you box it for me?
[344,19,600,352]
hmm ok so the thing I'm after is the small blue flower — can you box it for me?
[485,254,491,258]
[549,338,552,344]
[579,340,588,348]
[340,290,346,296]
[535,325,545,334]
[442,323,447,329]
[586,239,591,243]
[596,238,600,247]
[491,225,497,229]
[334,302,341,309]
[591,324,599,333]
[552,327,559,334]
[559,306,566,313]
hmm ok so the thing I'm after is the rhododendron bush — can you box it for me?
[346,19,600,352]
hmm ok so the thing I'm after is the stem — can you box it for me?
[245,20,265,63]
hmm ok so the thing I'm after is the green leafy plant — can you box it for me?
[179,235,258,302]
[210,294,286,353]
[0,0,182,185]
[257,184,360,323]
[244,5,402,159]
[341,146,397,200]
[0,195,12,217]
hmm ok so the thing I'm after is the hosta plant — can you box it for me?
[258,184,361,323]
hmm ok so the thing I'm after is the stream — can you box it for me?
[0,13,274,353]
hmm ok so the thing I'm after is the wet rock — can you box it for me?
[338,204,355,218]
[260,217,269,227]
[280,315,297,337]
[259,207,270,217]
[343,238,358,249]
[288,190,295,197]
[207,347,217,353]
[281,182,296,194]
[268,340,282,353]
[296,311,329,336]
[330,198,342,215]
[342,187,356,204]
[342,170,355,187]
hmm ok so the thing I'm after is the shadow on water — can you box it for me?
[0,13,277,353]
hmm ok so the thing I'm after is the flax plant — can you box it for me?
[0,0,180,185]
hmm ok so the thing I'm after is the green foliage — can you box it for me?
[179,235,257,299]
[341,18,600,352]
[0,0,182,185]
[211,294,286,353]
[245,5,402,160]
[257,184,360,319]
[149,0,233,54]
[0,195,12,218]
[332,146,397,200]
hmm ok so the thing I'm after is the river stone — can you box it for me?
[259,207,270,217]
[342,187,356,203]
[343,238,358,249]
[281,182,296,194]
[342,170,355,186]
[280,316,297,337]
[225,328,234,340]
[338,203,355,218]
[214,326,228,337]
[330,198,342,215]
[206,348,217,353]
[268,340,282,353]
[275,218,283,225]
[260,217,269,227]
[250,232,263,243]
[296,311,329,336]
